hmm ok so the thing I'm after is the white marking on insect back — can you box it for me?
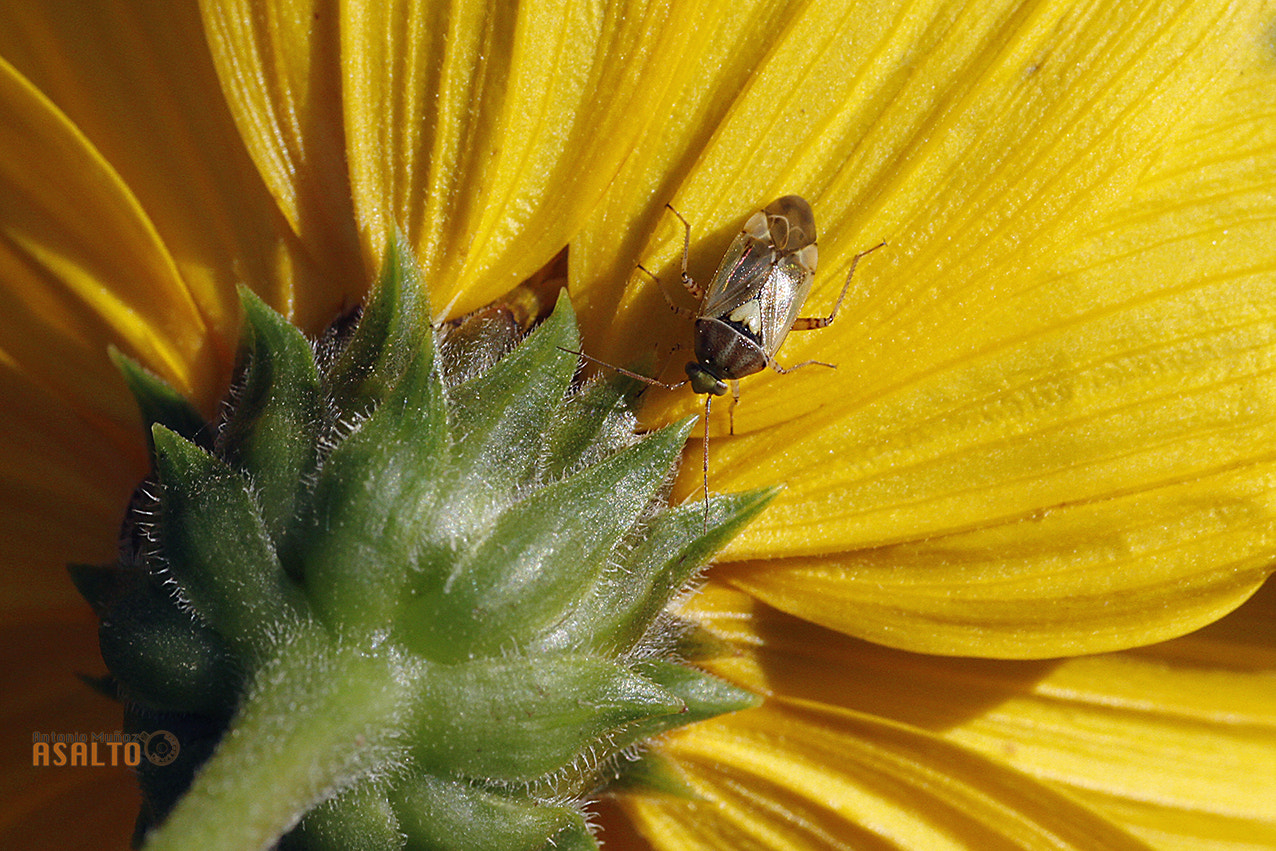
[728,300,763,335]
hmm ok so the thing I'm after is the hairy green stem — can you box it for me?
[143,623,417,851]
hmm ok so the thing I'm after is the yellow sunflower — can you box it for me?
[3,1,1276,849]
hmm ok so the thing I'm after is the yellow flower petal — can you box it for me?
[718,5,1276,554]
[199,0,366,327]
[0,2,302,330]
[570,0,822,357]
[341,0,703,318]
[732,10,1276,654]
[680,584,1276,850]
[625,702,1148,851]
[0,57,216,403]
[1074,582,1276,850]
[726,463,1276,657]
[624,0,1268,434]
[567,0,1276,654]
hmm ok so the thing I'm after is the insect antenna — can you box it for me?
[561,347,688,392]
[561,346,713,530]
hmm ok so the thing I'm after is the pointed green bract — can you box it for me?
[540,370,643,482]
[625,659,760,739]
[67,562,128,616]
[152,424,303,659]
[84,234,773,851]
[412,655,684,780]
[392,776,594,851]
[302,342,447,631]
[445,291,580,511]
[534,488,778,655]
[220,287,323,550]
[95,571,237,715]
[70,563,237,715]
[607,750,703,799]
[325,233,424,417]
[402,418,694,662]
[110,347,209,452]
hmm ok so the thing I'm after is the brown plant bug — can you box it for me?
[576,196,884,528]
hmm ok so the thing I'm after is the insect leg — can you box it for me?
[727,379,741,436]
[665,204,705,302]
[790,240,886,331]
[636,263,696,320]
[702,394,711,531]
[768,356,835,374]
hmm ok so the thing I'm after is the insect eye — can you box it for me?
[685,363,728,396]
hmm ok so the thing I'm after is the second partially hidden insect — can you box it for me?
[581,195,884,525]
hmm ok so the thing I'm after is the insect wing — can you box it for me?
[700,231,772,322]
[758,250,815,357]
[700,231,815,359]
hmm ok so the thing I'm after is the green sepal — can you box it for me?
[94,569,237,714]
[95,235,775,851]
[68,562,130,615]
[533,488,777,655]
[110,348,209,452]
[392,775,593,851]
[539,372,641,483]
[543,815,599,851]
[667,619,738,663]
[152,424,303,657]
[302,329,446,631]
[445,291,579,508]
[402,418,694,662]
[412,655,683,781]
[280,783,403,851]
[219,287,323,549]
[605,751,701,799]
[616,659,759,745]
[72,564,237,714]
[325,232,424,418]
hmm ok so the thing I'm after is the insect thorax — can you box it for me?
[692,316,767,388]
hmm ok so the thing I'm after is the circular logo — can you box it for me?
[142,730,180,766]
